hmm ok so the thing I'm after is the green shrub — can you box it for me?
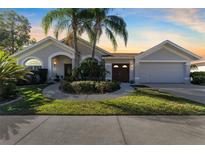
[71,81,96,94]
[78,81,95,93]
[60,80,120,94]
[190,71,205,77]
[38,69,48,83]
[95,81,120,94]
[191,76,205,84]
[95,81,108,94]
[190,72,205,84]
[0,82,17,99]
[109,81,120,91]
[70,82,82,93]
[65,58,107,82]
[60,80,74,93]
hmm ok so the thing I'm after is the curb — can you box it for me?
[0,96,22,107]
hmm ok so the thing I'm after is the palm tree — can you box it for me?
[190,64,198,71]
[0,51,31,98]
[0,51,30,84]
[42,8,88,66]
[81,9,128,60]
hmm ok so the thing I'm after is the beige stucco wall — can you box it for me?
[141,47,187,60]
[78,41,107,62]
[165,44,199,60]
[16,38,110,68]
[17,41,74,69]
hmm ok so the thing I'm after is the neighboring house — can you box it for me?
[191,58,205,72]
[13,36,200,84]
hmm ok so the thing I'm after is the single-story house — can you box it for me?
[13,36,201,84]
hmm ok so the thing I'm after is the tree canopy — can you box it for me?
[42,8,90,66]
[79,9,128,59]
[0,10,32,54]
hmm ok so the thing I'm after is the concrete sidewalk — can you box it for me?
[43,83,133,101]
[1,116,205,145]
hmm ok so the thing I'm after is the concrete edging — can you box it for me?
[0,96,22,107]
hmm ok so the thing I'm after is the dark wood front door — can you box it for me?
[64,64,72,77]
[112,64,129,82]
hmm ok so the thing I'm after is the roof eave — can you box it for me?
[135,40,201,61]
[12,36,75,57]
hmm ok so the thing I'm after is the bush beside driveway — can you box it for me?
[1,84,205,115]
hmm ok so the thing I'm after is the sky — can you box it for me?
[2,8,205,57]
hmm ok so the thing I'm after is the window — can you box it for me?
[24,58,42,71]
[122,65,128,68]
[113,65,119,68]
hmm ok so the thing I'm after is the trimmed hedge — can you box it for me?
[60,80,120,94]
[17,69,48,85]
[190,72,205,84]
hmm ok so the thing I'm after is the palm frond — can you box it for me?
[0,51,31,83]
[190,64,198,70]
[42,9,72,35]
[104,15,128,46]
[105,27,118,50]
[54,19,71,39]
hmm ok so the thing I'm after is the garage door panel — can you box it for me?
[139,62,185,83]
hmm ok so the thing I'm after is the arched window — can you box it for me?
[24,58,42,71]
[122,65,128,68]
[113,65,119,68]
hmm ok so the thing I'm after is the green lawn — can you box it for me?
[1,84,205,115]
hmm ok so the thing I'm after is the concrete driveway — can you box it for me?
[1,116,205,145]
[146,84,205,105]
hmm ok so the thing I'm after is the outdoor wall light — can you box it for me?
[53,59,57,67]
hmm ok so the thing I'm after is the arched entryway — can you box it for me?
[48,52,75,80]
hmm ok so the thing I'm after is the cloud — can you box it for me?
[119,9,205,34]
[101,29,197,52]
[164,9,205,33]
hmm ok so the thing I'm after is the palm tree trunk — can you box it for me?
[11,22,15,55]
[72,15,80,67]
[73,30,80,66]
[91,34,97,60]
[91,23,99,60]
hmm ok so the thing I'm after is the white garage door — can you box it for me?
[139,62,185,83]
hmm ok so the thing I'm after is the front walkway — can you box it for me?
[43,83,133,101]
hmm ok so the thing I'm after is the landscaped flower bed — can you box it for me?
[60,80,120,94]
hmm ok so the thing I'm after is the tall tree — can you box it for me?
[42,8,88,66]
[81,9,128,60]
[0,10,31,54]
